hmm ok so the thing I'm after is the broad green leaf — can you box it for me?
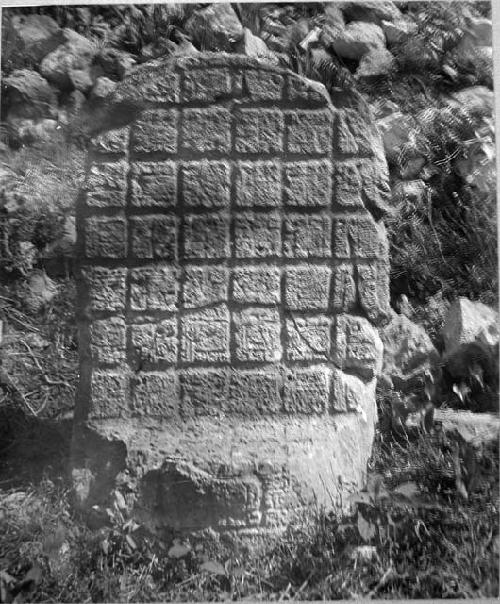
[357,511,376,543]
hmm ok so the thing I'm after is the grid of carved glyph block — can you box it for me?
[77,55,390,421]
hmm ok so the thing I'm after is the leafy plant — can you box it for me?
[393,1,471,75]
[386,103,496,304]
[0,142,84,277]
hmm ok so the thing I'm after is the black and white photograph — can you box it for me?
[0,0,498,601]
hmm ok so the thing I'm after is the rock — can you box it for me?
[283,18,310,49]
[0,164,17,184]
[258,6,295,44]
[42,215,76,261]
[0,168,22,213]
[441,298,498,407]
[116,54,137,79]
[7,117,60,146]
[69,68,93,93]
[398,156,426,180]
[434,408,500,448]
[465,44,493,65]
[380,311,441,391]
[69,89,87,114]
[4,69,57,120]
[433,409,499,496]
[447,86,494,117]
[238,27,267,55]
[90,77,117,102]
[381,17,418,45]
[324,4,346,28]
[40,28,96,91]
[456,17,492,54]
[392,180,427,207]
[95,48,136,80]
[18,242,38,274]
[468,17,493,46]
[185,4,243,51]
[94,48,119,77]
[397,36,440,70]
[261,34,289,54]
[356,48,395,78]
[141,39,178,62]
[18,270,58,313]
[421,291,451,343]
[237,28,278,64]
[323,21,385,61]
[419,164,441,182]
[172,40,199,57]
[58,90,86,126]
[455,138,495,194]
[2,14,64,68]
[452,44,493,88]
[340,1,403,25]
[376,111,415,164]
[370,99,400,120]
[400,402,500,448]
[442,297,498,357]
[319,6,345,50]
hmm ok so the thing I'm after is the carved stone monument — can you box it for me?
[72,53,391,535]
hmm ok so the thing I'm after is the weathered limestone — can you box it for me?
[4,69,58,119]
[380,310,441,392]
[72,54,391,536]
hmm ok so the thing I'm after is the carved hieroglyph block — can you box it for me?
[129,266,178,312]
[130,162,177,208]
[234,307,282,362]
[180,306,230,363]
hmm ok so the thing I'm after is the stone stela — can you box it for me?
[72,53,391,535]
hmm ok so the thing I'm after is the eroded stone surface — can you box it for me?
[73,53,390,536]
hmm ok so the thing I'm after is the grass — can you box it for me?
[0,278,78,422]
[1,272,496,601]
[0,4,497,599]
[0,131,497,604]
[0,140,85,277]
[1,390,498,602]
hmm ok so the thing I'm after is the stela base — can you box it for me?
[71,408,376,535]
